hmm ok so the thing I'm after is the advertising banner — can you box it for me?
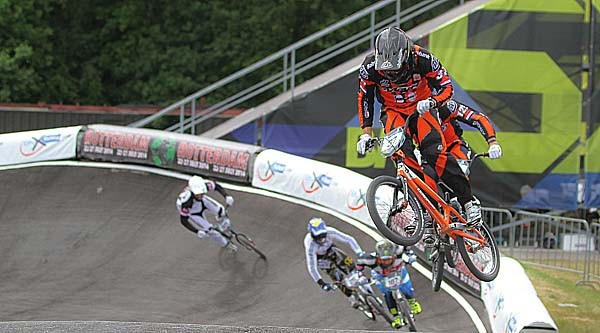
[78,124,261,183]
[252,149,374,226]
[0,126,81,166]
[481,257,557,333]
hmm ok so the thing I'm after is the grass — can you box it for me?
[521,263,600,333]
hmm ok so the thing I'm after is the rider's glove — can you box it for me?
[488,142,502,159]
[219,217,231,231]
[225,195,235,206]
[317,279,333,292]
[357,134,373,155]
[416,97,436,115]
[196,230,207,239]
[356,250,365,258]
[404,250,417,264]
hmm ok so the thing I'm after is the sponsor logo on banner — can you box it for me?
[493,294,505,319]
[302,172,334,194]
[149,137,177,166]
[347,188,366,211]
[82,129,150,160]
[256,160,287,182]
[20,134,67,157]
[176,141,249,178]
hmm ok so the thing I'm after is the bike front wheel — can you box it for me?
[366,175,423,246]
[235,233,267,260]
[430,243,445,292]
[365,294,393,324]
[444,234,459,268]
[397,296,417,332]
[455,223,500,282]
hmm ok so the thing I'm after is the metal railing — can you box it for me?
[485,208,599,286]
[129,0,466,135]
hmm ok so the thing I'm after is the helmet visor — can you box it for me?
[314,233,328,245]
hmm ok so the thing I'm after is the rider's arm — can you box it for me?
[206,180,229,198]
[452,101,498,144]
[303,234,323,283]
[416,45,454,107]
[328,227,363,254]
[202,195,227,219]
[357,55,376,134]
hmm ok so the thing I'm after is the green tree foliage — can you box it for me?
[0,0,374,105]
[0,0,55,102]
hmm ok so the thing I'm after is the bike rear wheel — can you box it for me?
[455,223,500,282]
[235,233,267,260]
[430,243,445,292]
[366,175,423,246]
[397,297,417,332]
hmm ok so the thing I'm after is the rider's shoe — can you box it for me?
[225,241,238,253]
[391,316,405,329]
[407,298,422,314]
[464,198,482,227]
[422,211,435,246]
[348,294,360,309]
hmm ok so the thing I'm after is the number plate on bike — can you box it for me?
[344,271,361,288]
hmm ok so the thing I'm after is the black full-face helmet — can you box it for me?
[374,27,413,83]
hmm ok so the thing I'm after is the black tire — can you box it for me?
[366,295,394,324]
[455,223,500,282]
[431,244,445,292]
[366,175,424,246]
[444,235,459,268]
[235,233,267,260]
[397,297,417,332]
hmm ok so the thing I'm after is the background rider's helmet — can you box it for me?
[308,217,328,245]
[375,239,397,268]
[374,26,413,83]
[188,175,208,198]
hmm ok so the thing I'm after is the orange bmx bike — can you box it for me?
[364,113,500,284]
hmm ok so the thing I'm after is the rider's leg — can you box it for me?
[399,266,422,314]
[188,217,236,251]
[414,113,481,226]
[384,291,404,328]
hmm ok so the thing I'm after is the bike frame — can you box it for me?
[395,161,487,247]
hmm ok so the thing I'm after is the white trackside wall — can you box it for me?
[481,257,557,333]
[0,126,81,166]
[252,149,375,228]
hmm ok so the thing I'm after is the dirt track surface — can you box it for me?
[0,166,489,332]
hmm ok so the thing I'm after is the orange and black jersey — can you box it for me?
[439,100,497,145]
[357,44,453,128]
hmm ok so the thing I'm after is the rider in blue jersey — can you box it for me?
[356,239,422,329]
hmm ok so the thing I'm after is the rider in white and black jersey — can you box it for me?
[304,217,364,308]
[176,175,237,252]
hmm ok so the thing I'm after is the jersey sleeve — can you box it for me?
[328,227,363,254]
[176,191,190,216]
[454,102,498,143]
[304,234,322,282]
[415,46,454,106]
[357,54,377,128]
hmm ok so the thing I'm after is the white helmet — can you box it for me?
[188,175,208,195]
